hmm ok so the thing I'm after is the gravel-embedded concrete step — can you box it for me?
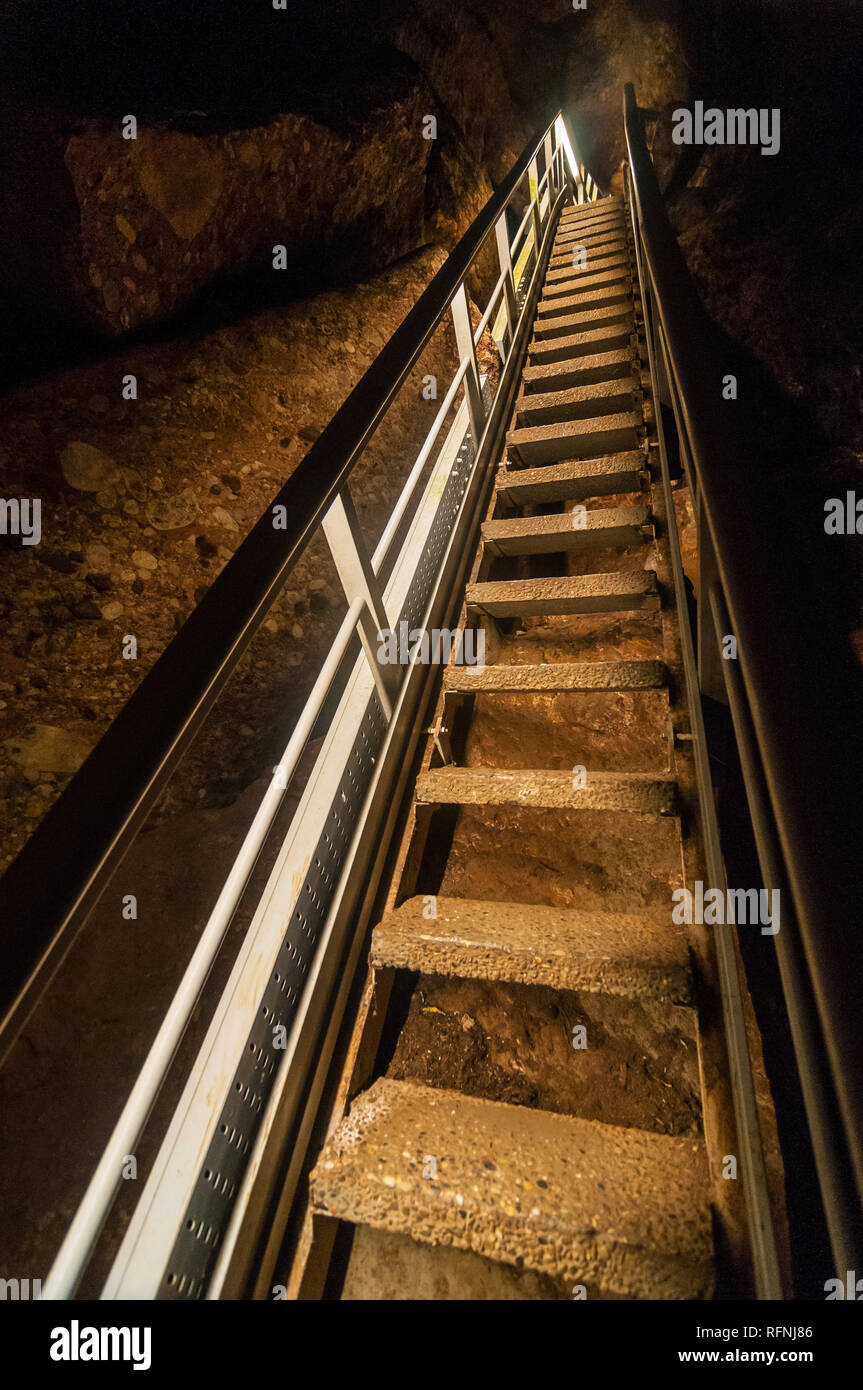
[546,252,629,286]
[553,230,627,261]
[532,305,633,340]
[557,214,626,237]
[560,198,624,226]
[542,266,632,301]
[521,349,637,395]
[515,379,639,427]
[507,410,641,464]
[310,1078,713,1299]
[536,285,632,319]
[415,766,676,815]
[553,230,625,261]
[482,505,651,557]
[528,325,634,366]
[466,570,660,617]
[370,896,692,1003]
[498,452,647,504]
[443,657,666,694]
[552,234,628,264]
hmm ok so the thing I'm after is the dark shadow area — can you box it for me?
[0,221,438,396]
[0,0,403,131]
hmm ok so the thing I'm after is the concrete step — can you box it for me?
[560,198,624,226]
[443,657,666,694]
[536,285,631,319]
[496,452,647,504]
[548,248,629,279]
[466,570,660,617]
[542,266,631,301]
[370,896,691,1003]
[557,216,626,242]
[482,505,651,557]
[514,378,639,427]
[546,252,629,286]
[552,228,627,256]
[528,324,634,365]
[552,232,628,261]
[557,213,626,236]
[521,350,637,395]
[415,765,676,814]
[553,230,626,261]
[532,305,634,340]
[310,1077,713,1299]
[507,411,641,464]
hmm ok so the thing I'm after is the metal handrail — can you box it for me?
[27,111,590,1299]
[0,111,586,1067]
[624,82,863,1285]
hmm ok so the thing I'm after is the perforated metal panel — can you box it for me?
[158,399,485,1299]
[159,695,387,1299]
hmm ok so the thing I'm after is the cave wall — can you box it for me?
[0,0,695,354]
[1,0,860,847]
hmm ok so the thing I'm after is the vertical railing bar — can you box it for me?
[450,281,486,443]
[495,210,518,349]
[322,489,398,714]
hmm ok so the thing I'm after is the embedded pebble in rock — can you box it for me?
[132,550,158,570]
[85,543,112,571]
[4,725,92,782]
[115,215,136,244]
[212,507,239,531]
[122,469,148,501]
[101,602,124,621]
[60,442,120,493]
[146,492,197,531]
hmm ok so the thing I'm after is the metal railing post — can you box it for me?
[494,211,518,348]
[450,281,486,443]
[696,496,727,704]
[528,155,543,271]
[543,128,555,197]
[322,488,399,713]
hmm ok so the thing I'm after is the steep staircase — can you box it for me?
[308,193,716,1300]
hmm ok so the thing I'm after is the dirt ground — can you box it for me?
[388,973,701,1136]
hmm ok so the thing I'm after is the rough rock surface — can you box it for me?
[0,245,499,869]
[0,88,432,338]
[0,0,694,353]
